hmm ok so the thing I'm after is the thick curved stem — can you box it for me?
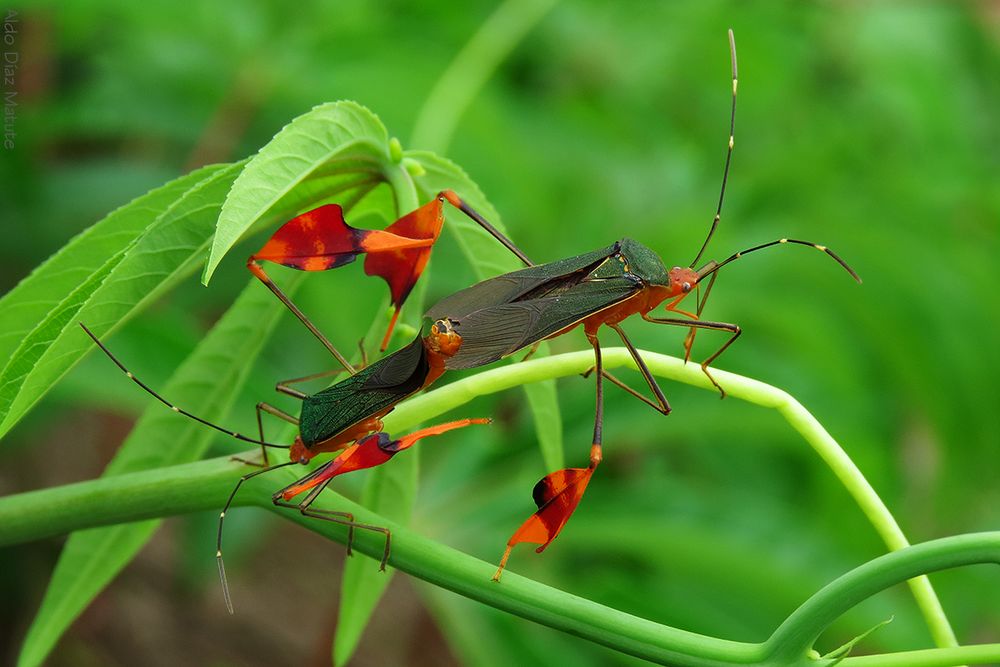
[0,350,968,661]
[382,154,419,215]
[1,457,995,667]
[380,350,960,647]
[763,532,1000,663]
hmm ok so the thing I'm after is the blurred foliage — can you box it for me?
[0,1,997,666]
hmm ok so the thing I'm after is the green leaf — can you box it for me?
[17,276,299,667]
[0,163,225,366]
[202,101,392,284]
[408,150,563,469]
[0,161,245,439]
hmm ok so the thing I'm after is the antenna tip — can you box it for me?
[726,29,738,76]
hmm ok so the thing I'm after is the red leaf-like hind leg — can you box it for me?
[492,464,596,582]
[248,202,435,364]
[368,191,533,350]
[251,193,532,356]
[272,418,491,570]
[493,333,606,581]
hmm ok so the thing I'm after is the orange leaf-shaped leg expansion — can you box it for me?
[252,203,434,272]
[492,465,595,581]
[246,203,435,370]
[276,418,490,503]
[364,197,445,349]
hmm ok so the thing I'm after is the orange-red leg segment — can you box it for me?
[493,335,605,581]
[249,193,531,354]
[277,418,491,502]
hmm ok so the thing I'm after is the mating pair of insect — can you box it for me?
[83,30,860,612]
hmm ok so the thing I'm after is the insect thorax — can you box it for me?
[617,238,669,286]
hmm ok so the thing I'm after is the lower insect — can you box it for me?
[80,322,489,612]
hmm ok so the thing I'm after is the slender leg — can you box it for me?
[602,323,671,415]
[273,481,393,571]
[216,460,300,614]
[357,338,369,369]
[274,368,348,399]
[580,325,671,415]
[681,271,719,362]
[520,341,542,362]
[234,402,300,467]
[247,260,356,375]
[268,418,489,572]
[439,190,533,267]
[588,333,605,465]
[302,507,389,570]
[642,313,741,398]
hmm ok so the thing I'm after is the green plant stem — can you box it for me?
[762,531,1000,662]
[0,350,974,663]
[777,401,958,649]
[410,0,559,152]
[378,350,959,648]
[0,456,995,666]
[382,156,418,214]
[840,645,1000,667]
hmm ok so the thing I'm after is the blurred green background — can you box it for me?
[1,1,997,665]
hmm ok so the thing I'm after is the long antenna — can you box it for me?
[690,28,738,269]
[80,323,290,450]
[696,238,862,283]
[216,459,299,613]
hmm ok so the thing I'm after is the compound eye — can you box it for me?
[681,282,692,293]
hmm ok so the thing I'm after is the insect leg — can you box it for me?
[274,368,349,399]
[439,190,533,267]
[237,368,346,465]
[272,476,359,559]
[519,341,542,362]
[681,271,719,362]
[233,403,300,467]
[247,260,356,374]
[357,338,369,368]
[302,506,391,571]
[274,477,394,570]
[602,323,672,415]
[641,313,741,398]
[270,418,489,568]
[588,333,605,466]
